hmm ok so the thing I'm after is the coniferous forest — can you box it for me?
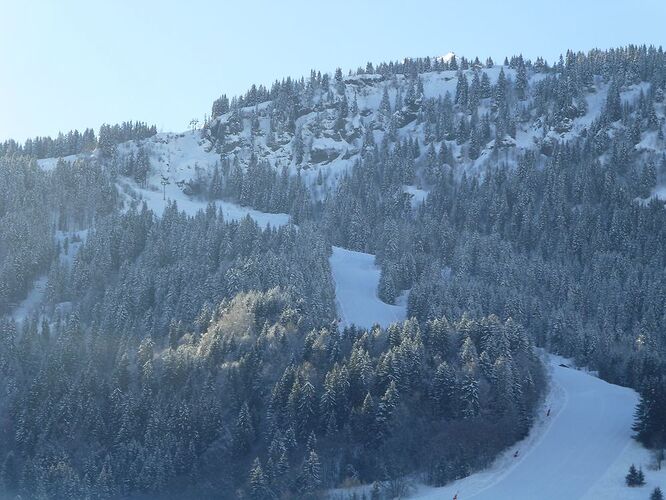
[2,45,666,498]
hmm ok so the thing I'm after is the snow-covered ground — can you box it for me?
[651,184,666,203]
[326,259,665,500]
[114,131,291,226]
[583,434,666,499]
[32,130,292,227]
[410,354,651,499]
[329,246,406,330]
[55,229,88,265]
[404,185,429,207]
[9,230,89,324]
[11,276,47,322]
[120,176,290,226]
[36,152,95,170]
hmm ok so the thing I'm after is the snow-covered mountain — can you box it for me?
[82,58,666,228]
[4,47,666,500]
[32,53,666,232]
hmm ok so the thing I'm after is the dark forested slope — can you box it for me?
[1,45,666,498]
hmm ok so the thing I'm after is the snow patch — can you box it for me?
[437,52,456,64]
[329,246,406,329]
[116,130,291,227]
[404,185,428,207]
[11,276,47,322]
[36,152,94,171]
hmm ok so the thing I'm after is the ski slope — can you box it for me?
[328,247,664,499]
[329,246,406,330]
[115,131,291,227]
[119,176,290,226]
[411,355,641,499]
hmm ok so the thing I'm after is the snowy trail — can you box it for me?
[413,357,639,500]
[329,246,406,330]
[327,246,655,499]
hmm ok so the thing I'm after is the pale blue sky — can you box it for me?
[1,0,664,142]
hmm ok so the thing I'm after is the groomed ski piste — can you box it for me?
[327,249,666,499]
[330,246,407,330]
[411,356,649,500]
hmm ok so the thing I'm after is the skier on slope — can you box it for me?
[514,450,519,458]
[546,407,551,417]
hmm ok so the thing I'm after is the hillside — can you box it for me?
[1,46,666,499]
[328,242,664,499]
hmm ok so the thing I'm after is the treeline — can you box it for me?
[208,49,537,117]
[0,121,157,159]
[191,156,314,223]
[0,289,544,499]
[207,45,664,131]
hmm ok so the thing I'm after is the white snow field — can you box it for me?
[119,176,290,227]
[35,130,291,227]
[116,131,291,227]
[329,246,406,330]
